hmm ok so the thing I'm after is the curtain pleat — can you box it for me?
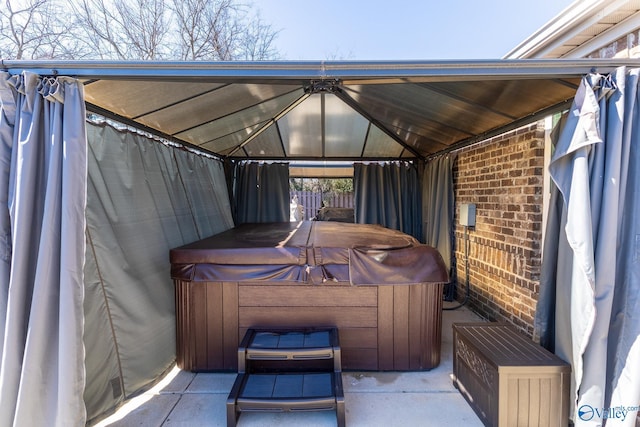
[0,71,87,427]
[233,161,289,224]
[353,162,422,240]
[173,148,234,237]
[536,67,640,426]
[422,154,455,272]
[0,73,15,363]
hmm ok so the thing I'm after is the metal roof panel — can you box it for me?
[6,59,638,160]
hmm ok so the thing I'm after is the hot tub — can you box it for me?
[170,221,448,371]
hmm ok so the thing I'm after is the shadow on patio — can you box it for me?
[94,305,485,427]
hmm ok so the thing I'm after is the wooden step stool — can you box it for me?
[226,327,345,427]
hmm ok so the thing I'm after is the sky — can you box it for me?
[256,0,578,60]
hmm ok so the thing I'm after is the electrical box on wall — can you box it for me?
[460,203,476,227]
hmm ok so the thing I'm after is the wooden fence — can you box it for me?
[290,191,354,220]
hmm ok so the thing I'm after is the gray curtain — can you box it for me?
[83,121,234,422]
[353,162,422,240]
[0,72,87,426]
[233,161,289,224]
[534,112,569,351]
[535,67,640,426]
[422,154,456,271]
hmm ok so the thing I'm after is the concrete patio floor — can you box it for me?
[94,304,486,427]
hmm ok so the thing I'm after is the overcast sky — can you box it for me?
[257,0,578,60]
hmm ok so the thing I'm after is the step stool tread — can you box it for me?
[245,328,335,350]
[240,327,340,366]
[239,372,334,400]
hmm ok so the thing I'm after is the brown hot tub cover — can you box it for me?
[170,221,448,285]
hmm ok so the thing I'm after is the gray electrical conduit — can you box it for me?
[443,225,470,311]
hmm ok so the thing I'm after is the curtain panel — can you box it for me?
[233,161,290,224]
[535,67,640,426]
[0,72,87,427]
[82,121,234,422]
[422,154,456,272]
[353,162,422,240]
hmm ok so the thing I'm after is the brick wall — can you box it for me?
[452,122,545,337]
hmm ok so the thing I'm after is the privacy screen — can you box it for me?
[83,121,234,422]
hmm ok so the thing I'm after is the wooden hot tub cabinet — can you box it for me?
[175,279,443,371]
[171,222,448,372]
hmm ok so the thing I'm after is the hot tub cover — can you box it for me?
[170,221,449,285]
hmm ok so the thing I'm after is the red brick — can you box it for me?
[453,123,544,332]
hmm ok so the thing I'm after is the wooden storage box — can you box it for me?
[452,323,570,427]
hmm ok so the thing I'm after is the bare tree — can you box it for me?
[0,0,279,61]
[0,0,86,59]
[72,0,171,60]
[117,0,170,59]
[238,11,280,60]
[171,0,278,61]
[171,0,238,60]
